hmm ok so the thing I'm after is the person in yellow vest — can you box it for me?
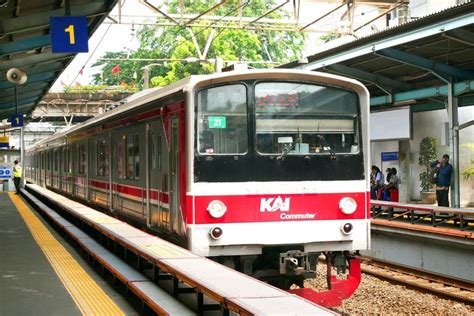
[12,160,22,194]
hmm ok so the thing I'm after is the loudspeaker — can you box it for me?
[6,68,27,85]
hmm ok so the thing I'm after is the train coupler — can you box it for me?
[279,250,315,278]
[288,256,361,308]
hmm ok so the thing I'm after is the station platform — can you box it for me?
[0,192,137,316]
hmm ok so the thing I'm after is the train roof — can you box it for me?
[28,69,367,151]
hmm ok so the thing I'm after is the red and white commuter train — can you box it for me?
[25,69,370,306]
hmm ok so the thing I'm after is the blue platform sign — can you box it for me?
[50,16,89,53]
[381,151,399,161]
[0,167,12,179]
[10,114,23,127]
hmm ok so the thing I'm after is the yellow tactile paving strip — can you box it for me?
[9,192,125,316]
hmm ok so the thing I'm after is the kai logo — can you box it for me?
[260,196,290,212]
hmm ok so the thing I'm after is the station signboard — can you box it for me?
[50,16,89,53]
[0,136,9,148]
[10,114,23,127]
[381,151,399,161]
[0,167,12,179]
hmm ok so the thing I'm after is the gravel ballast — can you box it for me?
[303,269,474,314]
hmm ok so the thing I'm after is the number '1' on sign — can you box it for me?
[10,114,23,127]
[50,16,88,53]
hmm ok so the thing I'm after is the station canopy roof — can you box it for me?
[0,0,118,121]
[282,1,474,113]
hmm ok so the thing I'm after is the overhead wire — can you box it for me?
[65,24,113,89]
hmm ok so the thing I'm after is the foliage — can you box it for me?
[63,84,138,95]
[319,32,341,43]
[92,0,305,88]
[461,143,474,180]
[418,136,437,192]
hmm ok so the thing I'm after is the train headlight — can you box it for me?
[207,200,227,218]
[209,227,223,240]
[339,197,357,215]
[341,223,353,235]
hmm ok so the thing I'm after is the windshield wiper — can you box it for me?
[316,135,337,160]
[277,142,297,160]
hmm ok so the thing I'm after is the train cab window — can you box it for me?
[125,133,140,180]
[197,84,248,155]
[96,139,109,177]
[255,82,359,156]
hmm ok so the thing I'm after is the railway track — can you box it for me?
[360,257,474,305]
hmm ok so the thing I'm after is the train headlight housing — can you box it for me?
[207,200,227,218]
[209,227,223,240]
[339,197,357,215]
[341,223,353,235]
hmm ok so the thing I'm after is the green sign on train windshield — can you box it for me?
[208,116,226,128]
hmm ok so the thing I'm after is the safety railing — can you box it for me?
[371,200,474,233]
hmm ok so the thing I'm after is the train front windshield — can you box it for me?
[195,80,363,182]
[255,82,359,156]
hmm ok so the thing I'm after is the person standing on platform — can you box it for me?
[431,154,453,207]
[12,160,22,194]
[386,168,392,184]
[370,165,384,200]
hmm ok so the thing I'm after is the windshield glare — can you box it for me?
[255,82,359,155]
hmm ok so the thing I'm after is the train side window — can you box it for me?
[63,147,68,173]
[54,150,59,172]
[197,84,248,155]
[126,133,140,180]
[118,136,125,179]
[75,144,80,174]
[134,133,139,179]
[150,132,156,171]
[78,143,86,175]
[157,134,162,171]
[68,145,72,173]
[96,139,109,177]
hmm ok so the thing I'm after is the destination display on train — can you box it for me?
[256,93,299,109]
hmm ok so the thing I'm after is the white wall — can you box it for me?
[410,0,457,18]
[371,106,474,207]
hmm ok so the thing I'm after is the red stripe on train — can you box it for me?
[88,179,170,203]
[193,192,368,224]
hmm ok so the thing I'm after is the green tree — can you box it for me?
[92,0,305,88]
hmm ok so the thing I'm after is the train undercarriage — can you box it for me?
[215,247,361,308]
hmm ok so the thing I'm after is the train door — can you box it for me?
[48,151,52,187]
[147,122,169,230]
[107,132,113,211]
[111,132,121,213]
[42,152,46,186]
[169,116,182,235]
